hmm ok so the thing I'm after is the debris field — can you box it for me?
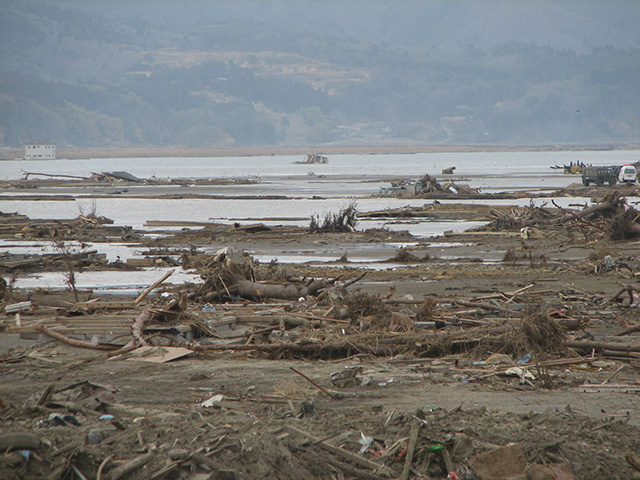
[1,176,640,480]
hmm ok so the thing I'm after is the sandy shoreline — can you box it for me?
[2,143,639,160]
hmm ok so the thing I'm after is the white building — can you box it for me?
[24,144,55,159]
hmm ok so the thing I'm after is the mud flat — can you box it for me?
[1,143,637,161]
[1,174,640,479]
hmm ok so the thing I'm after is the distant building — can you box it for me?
[24,144,55,159]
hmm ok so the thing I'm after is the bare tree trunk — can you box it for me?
[229,279,332,301]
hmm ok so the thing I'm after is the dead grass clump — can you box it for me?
[501,247,547,267]
[502,248,518,263]
[343,290,390,320]
[309,202,358,233]
[608,207,640,240]
[519,316,566,355]
[272,380,315,400]
[389,312,415,332]
[387,246,429,263]
[471,303,567,361]
[513,304,567,357]
[258,258,291,281]
[587,244,616,261]
[417,297,437,321]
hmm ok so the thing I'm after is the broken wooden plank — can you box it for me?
[578,384,640,393]
[108,451,155,480]
[126,346,193,363]
[4,301,33,314]
[134,269,175,305]
[400,419,422,480]
[287,426,390,476]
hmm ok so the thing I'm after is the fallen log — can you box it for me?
[446,298,518,316]
[400,419,422,480]
[230,279,329,301]
[536,196,625,226]
[225,273,365,301]
[567,340,640,353]
[550,199,608,232]
[132,309,152,346]
[0,432,41,451]
[36,325,120,350]
[190,452,238,479]
[108,452,155,480]
[190,333,484,358]
[325,458,388,480]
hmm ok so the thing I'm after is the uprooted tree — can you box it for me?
[309,202,358,233]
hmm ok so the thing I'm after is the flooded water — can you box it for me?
[2,150,639,181]
[2,150,639,291]
[3,150,639,228]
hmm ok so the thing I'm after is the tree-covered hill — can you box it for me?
[1,0,639,149]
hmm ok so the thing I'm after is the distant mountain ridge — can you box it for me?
[1,0,638,148]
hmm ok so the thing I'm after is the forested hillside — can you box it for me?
[1,0,639,149]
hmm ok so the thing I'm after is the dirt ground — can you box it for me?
[1,173,640,480]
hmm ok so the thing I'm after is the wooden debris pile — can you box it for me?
[417,174,481,197]
[190,247,364,304]
[0,211,134,243]
[0,249,107,272]
[489,191,640,240]
[3,238,639,366]
[8,244,639,365]
[179,275,640,364]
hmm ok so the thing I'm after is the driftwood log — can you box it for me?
[567,340,640,353]
[0,433,41,451]
[36,326,119,351]
[108,452,155,480]
[228,279,331,301]
[201,272,365,302]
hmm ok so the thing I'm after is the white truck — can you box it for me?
[618,164,637,184]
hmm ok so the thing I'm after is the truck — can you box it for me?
[581,166,620,186]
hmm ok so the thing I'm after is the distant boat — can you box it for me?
[295,154,328,164]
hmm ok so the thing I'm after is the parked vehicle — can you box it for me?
[581,166,619,186]
[618,164,637,184]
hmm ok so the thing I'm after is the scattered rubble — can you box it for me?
[2,183,640,479]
